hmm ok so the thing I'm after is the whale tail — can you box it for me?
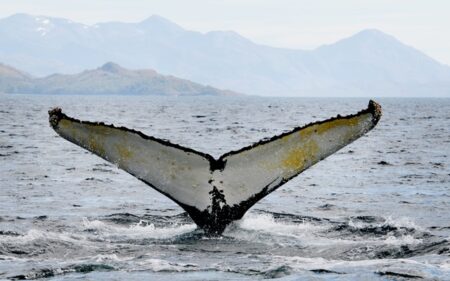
[49,101,381,234]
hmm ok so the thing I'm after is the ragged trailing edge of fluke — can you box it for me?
[48,100,382,235]
[217,99,382,160]
[48,100,382,156]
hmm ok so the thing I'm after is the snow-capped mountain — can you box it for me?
[1,13,449,97]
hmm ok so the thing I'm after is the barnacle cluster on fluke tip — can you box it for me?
[48,107,64,128]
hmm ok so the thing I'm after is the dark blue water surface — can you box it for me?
[0,95,449,280]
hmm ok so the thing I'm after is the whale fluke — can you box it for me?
[48,100,381,234]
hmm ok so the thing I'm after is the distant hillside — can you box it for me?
[0,62,238,96]
[0,14,450,96]
[0,63,33,91]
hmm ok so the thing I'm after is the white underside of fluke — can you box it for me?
[49,101,381,218]
[216,113,374,206]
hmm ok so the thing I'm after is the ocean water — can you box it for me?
[0,95,449,280]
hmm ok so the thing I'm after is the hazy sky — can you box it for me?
[1,0,449,65]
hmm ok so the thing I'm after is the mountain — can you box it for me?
[0,62,238,96]
[0,13,449,97]
[313,29,450,96]
[0,63,33,91]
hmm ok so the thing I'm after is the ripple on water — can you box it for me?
[1,96,450,280]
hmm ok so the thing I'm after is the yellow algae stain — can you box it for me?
[87,137,106,157]
[281,140,319,172]
[314,116,362,135]
[297,115,365,139]
[91,125,111,136]
[59,120,80,140]
[280,133,293,144]
[58,119,71,129]
[115,143,133,161]
[298,126,315,139]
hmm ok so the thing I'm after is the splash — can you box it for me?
[234,213,324,236]
[82,218,196,240]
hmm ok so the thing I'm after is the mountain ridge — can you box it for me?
[0,62,239,96]
[0,13,449,97]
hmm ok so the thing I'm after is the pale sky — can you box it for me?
[1,0,449,65]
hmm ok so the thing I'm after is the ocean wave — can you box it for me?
[82,217,197,240]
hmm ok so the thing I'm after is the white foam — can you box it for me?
[348,216,420,230]
[224,213,342,247]
[273,255,428,273]
[0,254,22,261]
[383,216,423,231]
[93,253,134,263]
[317,256,443,279]
[234,213,325,237]
[226,213,428,249]
[0,228,85,244]
[348,219,365,229]
[136,258,198,272]
[439,259,450,270]
[82,218,196,239]
[347,216,423,245]
[384,235,422,245]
